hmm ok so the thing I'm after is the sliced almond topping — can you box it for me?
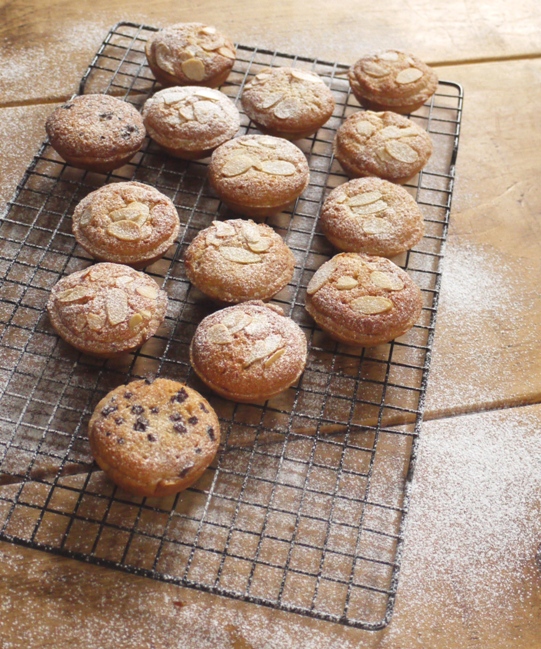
[194,100,219,123]
[351,295,393,315]
[222,310,252,334]
[105,289,128,326]
[116,275,135,287]
[255,73,271,81]
[264,347,286,368]
[348,190,383,207]
[219,246,262,264]
[201,26,217,35]
[395,67,424,85]
[56,286,94,303]
[244,314,269,336]
[161,89,188,105]
[213,220,236,237]
[239,139,263,148]
[380,125,419,140]
[155,43,175,75]
[107,220,141,241]
[178,104,195,121]
[307,260,335,295]
[260,92,284,109]
[243,334,283,368]
[78,208,93,227]
[247,238,272,253]
[181,58,206,81]
[129,313,144,330]
[86,312,105,331]
[185,45,199,57]
[362,217,391,234]
[136,285,159,300]
[376,146,394,162]
[385,140,419,163]
[336,194,348,204]
[140,310,152,319]
[258,136,278,148]
[355,120,375,138]
[200,37,225,52]
[273,99,301,120]
[221,154,254,177]
[290,69,324,83]
[260,160,296,176]
[241,221,261,243]
[194,87,219,100]
[351,199,388,216]
[218,47,236,59]
[370,271,404,291]
[378,51,399,61]
[73,313,88,333]
[335,276,358,290]
[110,201,150,226]
[361,61,391,78]
[207,323,233,345]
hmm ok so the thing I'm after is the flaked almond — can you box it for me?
[128,313,144,330]
[107,220,141,241]
[395,67,424,85]
[273,99,301,120]
[200,37,225,52]
[291,69,324,83]
[140,310,152,319]
[221,154,254,177]
[258,136,278,148]
[260,160,296,176]
[56,286,94,303]
[361,61,390,78]
[336,194,348,204]
[218,47,236,59]
[110,201,150,226]
[194,100,219,123]
[362,217,391,234]
[348,191,383,207]
[247,238,271,253]
[78,208,93,227]
[222,310,252,334]
[307,260,335,295]
[241,221,261,243]
[239,139,263,148]
[260,92,284,109]
[264,347,286,368]
[200,26,217,35]
[351,199,388,216]
[161,89,188,105]
[219,246,262,264]
[185,45,199,57]
[136,284,159,299]
[74,313,88,333]
[243,334,283,368]
[213,220,236,237]
[155,43,175,75]
[380,125,419,140]
[207,323,233,345]
[335,276,358,290]
[378,51,399,61]
[178,104,195,121]
[351,295,393,315]
[255,73,271,81]
[385,140,419,163]
[105,289,128,325]
[116,275,135,287]
[86,312,105,331]
[356,120,375,137]
[244,314,269,336]
[370,270,404,291]
[194,87,219,100]
[181,58,206,81]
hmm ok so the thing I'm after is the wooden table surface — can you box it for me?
[1,1,541,647]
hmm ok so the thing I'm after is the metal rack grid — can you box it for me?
[0,22,463,630]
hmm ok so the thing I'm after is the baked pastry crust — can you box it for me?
[47,262,168,357]
[241,67,335,139]
[305,252,422,346]
[190,301,307,403]
[208,134,310,218]
[45,95,145,172]
[333,110,433,183]
[349,50,438,114]
[145,23,236,88]
[184,219,295,303]
[319,177,424,257]
[72,181,180,268]
[88,378,220,497]
[142,86,240,159]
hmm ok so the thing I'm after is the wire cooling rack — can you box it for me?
[0,22,463,630]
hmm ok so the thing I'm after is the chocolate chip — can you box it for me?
[124,392,133,400]
[99,112,114,120]
[150,407,160,414]
[117,438,125,445]
[101,405,118,417]
[173,422,187,434]
[133,416,149,432]
[195,447,202,454]
[199,402,209,413]
[207,426,216,441]
[131,405,144,415]
[147,433,157,442]
[121,124,138,139]
[169,412,182,422]
[188,416,198,425]
[171,388,188,404]
[114,417,125,426]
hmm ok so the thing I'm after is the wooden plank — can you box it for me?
[2,0,541,104]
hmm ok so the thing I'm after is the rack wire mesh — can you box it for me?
[0,22,463,630]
